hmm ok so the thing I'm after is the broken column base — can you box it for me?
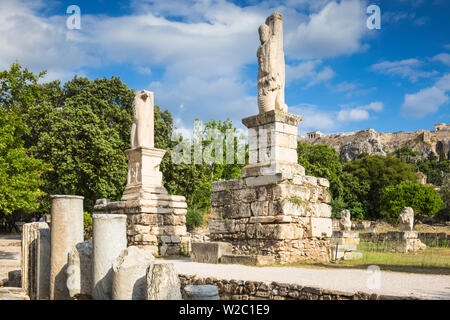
[330,231,362,261]
[94,192,189,257]
[386,231,426,253]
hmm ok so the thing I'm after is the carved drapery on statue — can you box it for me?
[257,12,287,114]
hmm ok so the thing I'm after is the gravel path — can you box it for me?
[166,258,450,300]
[0,235,21,283]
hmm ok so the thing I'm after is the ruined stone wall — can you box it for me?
[209,174,332,263]
[93,198,189,256]
[178,275,419,300]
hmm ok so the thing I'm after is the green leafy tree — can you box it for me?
[0,63,48,230]
[380,180,443,223]
[0,111,47,230]
[411,158,450,186]
[343,155,418,219]
[297,142,343,198]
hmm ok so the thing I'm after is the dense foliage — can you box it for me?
[380,180,443,223]
[0,64,48,230]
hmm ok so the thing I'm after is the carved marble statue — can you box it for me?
[398,207,414,231]
[339,209,352,231]
[257,12,287,114]
[131,90,154,148]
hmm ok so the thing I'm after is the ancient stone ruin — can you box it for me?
[207,13,333,264]
[387,207,426,253]
[94,90,189,256]
[330,210,362,260]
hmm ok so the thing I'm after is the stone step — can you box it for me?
[0,287,29,300]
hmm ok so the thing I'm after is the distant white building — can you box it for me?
[307,131,323,140]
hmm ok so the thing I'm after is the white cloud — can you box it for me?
[290,104,337,135]
[370,59,438,82]
[337,101,383,122]
[337,108,369,122]
[363,101,384,112]
[0,0,97,78]
[285,0,368,60]
[436,74,450,91]
[431,53,450,66]
[0,0,373,134]
[401,74,450,118]
[291,100,384,134]
[286,60,335,88]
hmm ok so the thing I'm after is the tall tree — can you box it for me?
[0,63,48,229]
[343,155,418,219]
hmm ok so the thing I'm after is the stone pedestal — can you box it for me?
[330,231,361,260]
[94,147,189,256]
[92,214,127,300]
[208,110,333,263]
[243,110,301,165]
[386,231,426,253]
[49,195,84,300]
[121,147,167,201]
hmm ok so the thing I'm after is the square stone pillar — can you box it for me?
[241,110,305,178]
[121,147,168,201]
[94,147,189,256]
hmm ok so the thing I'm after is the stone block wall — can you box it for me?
[94,197,189,256]
[178,275,419,300]
[209,172,333,263]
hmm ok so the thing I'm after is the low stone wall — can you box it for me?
[178,275,418,300]
[360,232,449,246]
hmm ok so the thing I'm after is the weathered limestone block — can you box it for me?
[190,242,233,264]
[66,239,93,299]
[49,195,84,300]
[307,203,332,218]
[21,222,49,300]
[398,207,414,231]
[146,263,181,300]
[339,209,352,231]
[209,220,235,234]
[309,218,332,238]
[92,214,127,300]
[183,284,219,300]
[211,179,245,192]
[111,246,154,300]
[241,161,305,178]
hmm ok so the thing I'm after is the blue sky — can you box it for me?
[0,0,449,137]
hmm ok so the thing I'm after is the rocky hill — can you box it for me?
[300,123,450,161]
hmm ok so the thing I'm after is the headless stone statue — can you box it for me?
[257,12,287,114]
[131,90,154,148]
